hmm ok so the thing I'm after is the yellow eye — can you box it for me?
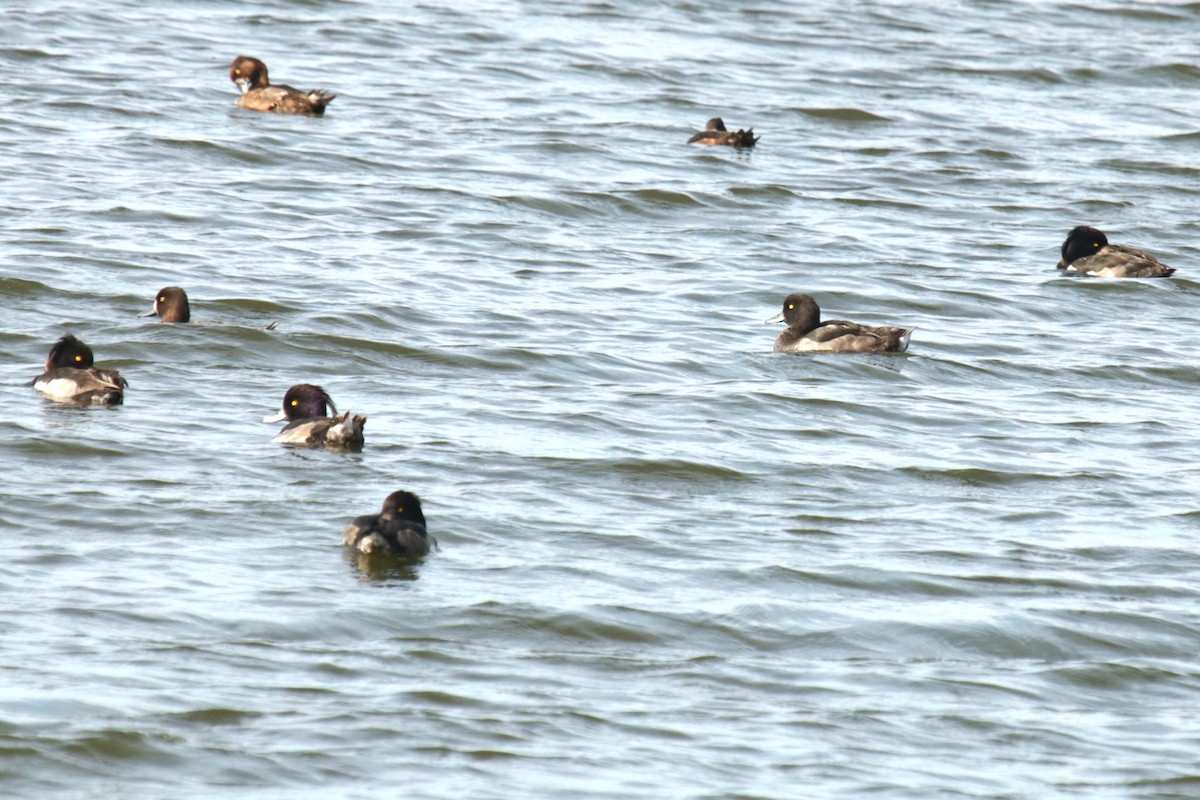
[74,355,82,362]
[397,507,404,513]
[235,69,241,75]
[787,304,794,309]
[1094,243,1099,247]
[158,296,165,302]
[290,400,298,407]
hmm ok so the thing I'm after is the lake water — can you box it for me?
[2,0,1200,797]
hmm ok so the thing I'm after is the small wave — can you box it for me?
[796,107,891,123]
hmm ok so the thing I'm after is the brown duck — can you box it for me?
[229,56,336,116]
[687,117,758,148]
[141,286,190,323]
[767,293,913,353]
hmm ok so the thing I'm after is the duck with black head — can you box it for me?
[33,334,128,405]
[141,286,190,323]
[1057,226,1177,278]
[228,55,336,116]
[767,293,913,353]
[262,384,365,450]
[687,117,759,148]
[342,491,435,558]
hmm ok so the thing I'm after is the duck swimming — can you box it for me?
[262,384,365,450]
[141,286,190,323]
[767,293,913,353]
[687,117,759,148]
[229,55,336,116]
[1057,226,1177,278]
[342,491,435,557]
[33,334,128,405]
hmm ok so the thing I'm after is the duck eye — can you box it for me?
[787,304,794,310]
[290,399,298,407]
[74,355,83,362]
[158,296,165,302]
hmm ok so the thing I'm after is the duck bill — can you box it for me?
[139,303,159,318]
[235,77,252,95]
[765,312,785,324]
[262,408,287,423]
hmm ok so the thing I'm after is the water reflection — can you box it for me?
[344,548,424,582]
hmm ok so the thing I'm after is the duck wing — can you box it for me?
[273,417,339,446]
[806,321,913,352]
[376,520,433,557]
[342,513,381,548]
[1066,244,1175,277]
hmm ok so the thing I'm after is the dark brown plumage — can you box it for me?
[342,491,435,558]
[141,286,190,323]
[767,294,913,353]
[229,56,336,116]
[687,117,759,148]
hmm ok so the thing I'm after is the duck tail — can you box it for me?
[326,410,366,450]
[81,387,125,405]
[306,89,337,114]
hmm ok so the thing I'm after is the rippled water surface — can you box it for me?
[3,0,1200,797]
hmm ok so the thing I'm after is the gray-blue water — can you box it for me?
[3,0,1200,797]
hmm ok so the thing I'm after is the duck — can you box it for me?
[228,55,336,116]
[1057,225,1176,277]
[33,334,128,405]
[767,293,913,353]
[141,286,190,323]
[262,384,365,450]
[342,490,435,557]
[140,286,280,328]
[687,117,759,148]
